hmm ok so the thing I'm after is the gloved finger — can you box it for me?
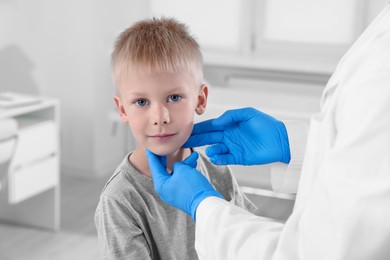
[160,155,167,169]
[183,131,224,148]
[146,150,170,184]
[206,144,229,157]
[210,153,236,165]
[191,119,221,134]
[212,107,256,128]
[151,152,167,169]
[182,152,199,168]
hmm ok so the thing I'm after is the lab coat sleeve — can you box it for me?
[195,196,285,260]
[270,120,308,194]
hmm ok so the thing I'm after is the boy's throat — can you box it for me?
[129,147,192,178]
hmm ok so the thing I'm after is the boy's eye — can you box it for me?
[168,95,182,103]
[134,99,149,107]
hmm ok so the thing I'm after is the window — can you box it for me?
[151,0,243,51]
[252,0,366,64]
[151,0,386,72]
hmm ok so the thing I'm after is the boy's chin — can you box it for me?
[146,146,177,157]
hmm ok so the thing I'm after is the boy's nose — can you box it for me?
[152,104,170,125]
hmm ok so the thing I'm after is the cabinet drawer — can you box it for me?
[12,120,57,167]
[9,156,59,204]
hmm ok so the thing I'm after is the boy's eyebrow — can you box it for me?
[125,91,144,96]
[122,91,145,99]
[123,85,190,98]
[164,86,187,93]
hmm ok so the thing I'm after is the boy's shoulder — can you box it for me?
[99,153,150,200]
[99,156,131,196]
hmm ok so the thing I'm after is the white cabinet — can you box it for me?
[0,96,60,230]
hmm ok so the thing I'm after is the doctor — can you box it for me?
[146,4,390,260]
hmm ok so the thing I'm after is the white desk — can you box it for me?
[0,97,60,230]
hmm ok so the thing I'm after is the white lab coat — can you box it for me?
[195,4,390,260]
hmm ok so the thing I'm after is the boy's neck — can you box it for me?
[129,147,192,178]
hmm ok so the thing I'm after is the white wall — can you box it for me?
[0,0,150,178]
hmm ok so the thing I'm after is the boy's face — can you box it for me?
[114,70,208,156]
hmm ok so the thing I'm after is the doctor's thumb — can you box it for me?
[146,150,170,182]
[182,152,199,168]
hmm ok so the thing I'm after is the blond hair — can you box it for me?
[112,17,203,87]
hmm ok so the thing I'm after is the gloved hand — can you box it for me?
[146,150,224,221]
[184,107,290,165]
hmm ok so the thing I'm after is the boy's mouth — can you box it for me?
[149,133,177,141]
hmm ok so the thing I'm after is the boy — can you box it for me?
[95,17,256,260]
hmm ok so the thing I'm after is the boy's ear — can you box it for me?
[114,96,129,123]
[195,84,208,115]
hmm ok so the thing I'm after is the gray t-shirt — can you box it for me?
[95,148,256,260]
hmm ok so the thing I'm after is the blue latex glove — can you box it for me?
[184,107,290,165]
[146,150,224,221]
